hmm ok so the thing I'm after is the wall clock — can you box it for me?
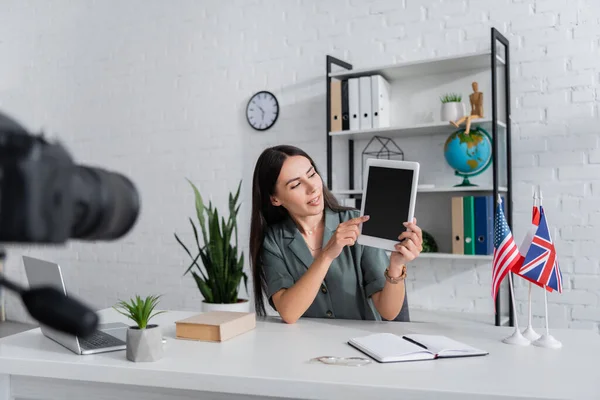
[246,91,279,131]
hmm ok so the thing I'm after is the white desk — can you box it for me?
[0,308,598,400]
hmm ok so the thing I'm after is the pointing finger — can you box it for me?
[346,215,370,226]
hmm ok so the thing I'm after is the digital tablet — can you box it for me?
[357,159,420,252]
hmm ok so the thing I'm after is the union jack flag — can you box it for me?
[514,203,553,292]
[532,204,540,225]
[514,206,562,293]
[491,197,523,303]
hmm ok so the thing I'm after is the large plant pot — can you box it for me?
[440,102,466,122]
[126,324,163,362]
[202,299,250,313]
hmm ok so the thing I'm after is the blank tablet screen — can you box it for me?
[362,166,414,242]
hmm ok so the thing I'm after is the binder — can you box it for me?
[463,196,475,255]
[348,78,360,130]
[371,75,391,129]
[341,79,350,131]
[359,76,372,129]
[451,196,464,254]
[330,80,342,132]
[474,195,493,255]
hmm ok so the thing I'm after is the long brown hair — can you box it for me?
[250,145,352,316]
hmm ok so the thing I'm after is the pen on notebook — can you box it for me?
[403,336,428,350]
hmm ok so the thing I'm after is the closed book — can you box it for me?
[175,311,256,342]
[463,196,475,255]
[451,196,464,254]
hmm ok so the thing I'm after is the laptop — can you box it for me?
[22,255,128,355]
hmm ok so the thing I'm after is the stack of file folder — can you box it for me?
[451,195,503,256]
[330,74,391,132]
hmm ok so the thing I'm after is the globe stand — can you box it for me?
[454,174,478,187]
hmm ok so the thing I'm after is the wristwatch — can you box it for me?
[384,265,407,284]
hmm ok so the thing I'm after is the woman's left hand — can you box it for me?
[389,218,423,270]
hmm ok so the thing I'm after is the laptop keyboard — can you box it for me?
[79,330,126,350]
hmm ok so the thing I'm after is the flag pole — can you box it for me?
[532,188,562,349]
[500,194,530,346]
[544,286,550,337]
[522,186,541,342]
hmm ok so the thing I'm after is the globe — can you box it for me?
[443,126,492,186]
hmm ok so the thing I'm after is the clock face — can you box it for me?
[246,91,279,131]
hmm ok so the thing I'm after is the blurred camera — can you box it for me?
[0,110,140,243]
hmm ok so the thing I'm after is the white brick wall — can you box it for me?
[1,0,599,331]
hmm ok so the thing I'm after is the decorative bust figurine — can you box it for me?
[451,81,483,134]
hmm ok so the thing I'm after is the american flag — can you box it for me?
[491,197,523,303]
[514,206,562,293]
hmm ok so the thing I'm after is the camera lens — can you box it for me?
[70,166,140,240]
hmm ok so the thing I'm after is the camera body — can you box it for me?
[1,128,74,243]
[0,111,140,243]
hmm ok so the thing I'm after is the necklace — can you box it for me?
[301,220,322,251]
[303,219,322,236]
[306,242,322,251]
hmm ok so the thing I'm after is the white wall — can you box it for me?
[1,0,599,330]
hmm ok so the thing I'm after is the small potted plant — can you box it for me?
[113,294,166,362]
[174,179,249,312]
[440,92,465,122]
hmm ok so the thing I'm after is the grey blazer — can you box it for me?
[261,208,410,322]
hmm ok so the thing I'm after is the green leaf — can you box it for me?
[175,233,207,280]
[242,272,248,296]
[192,272,213,302]
[182,251,202,277]
[187,179,209,248]
[187,218,208,281]
[189,217,202,254]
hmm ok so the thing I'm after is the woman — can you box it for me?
[249,145,423,324]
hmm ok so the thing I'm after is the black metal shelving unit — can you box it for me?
[491,28,514,327]
[325,28,513,327]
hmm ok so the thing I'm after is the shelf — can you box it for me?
[329,118,506,141]
[418,253,492,261]
[328,51,506,81]
[326,30,513,327]
[332,186,508,196]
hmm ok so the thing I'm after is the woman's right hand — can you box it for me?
[322,215,370,261]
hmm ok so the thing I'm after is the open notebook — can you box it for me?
[348,333,488,363]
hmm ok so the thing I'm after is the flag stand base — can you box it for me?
[522,326,541,341]
[533,334,562,349]
[502,329,530,346]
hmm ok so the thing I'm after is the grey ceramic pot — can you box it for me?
[126,324,163,362]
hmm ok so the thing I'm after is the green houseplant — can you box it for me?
[440,92,465,122]
[174,179,249,312]
[440,93,462,103]
[114,294,166,362]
